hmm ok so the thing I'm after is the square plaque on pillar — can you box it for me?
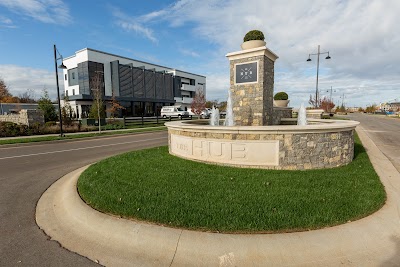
[234,61,258,85]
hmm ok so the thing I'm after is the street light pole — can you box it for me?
[326,86,336,103]
[53,44,67,137]
[307,45,331,108]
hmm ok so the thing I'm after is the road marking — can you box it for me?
[0,130,167,150]
[0,137,167,160]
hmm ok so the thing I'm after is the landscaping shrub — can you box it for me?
[243,30,265,42]
[45,121,56,127]
[0,122,28,137]
[274,92,289,100]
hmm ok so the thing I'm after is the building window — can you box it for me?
[66,90,68,96]
[65,74,67,80]
[72,72,75,79]
[72,89,75,95]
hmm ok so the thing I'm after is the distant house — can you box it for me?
[379,102,400,112]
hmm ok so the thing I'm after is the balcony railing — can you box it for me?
[174,97,193,104]
[181,84,197,92]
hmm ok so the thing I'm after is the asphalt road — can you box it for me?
[0,131,168,266]
[347,113,400,172]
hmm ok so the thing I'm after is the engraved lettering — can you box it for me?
[209,142,224,158]
[193,140,206,157]
[232,144,246,159]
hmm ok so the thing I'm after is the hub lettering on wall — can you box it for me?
[170,134,279,166]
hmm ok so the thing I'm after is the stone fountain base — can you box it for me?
[165,119,359,170]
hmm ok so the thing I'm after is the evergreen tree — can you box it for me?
[38,89,57,122]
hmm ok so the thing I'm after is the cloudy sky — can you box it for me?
[0,0,399,108]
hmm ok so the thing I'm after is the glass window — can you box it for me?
[65,74,67,80]
[72,89,75,95]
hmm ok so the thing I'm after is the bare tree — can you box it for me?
[90,73,104,133]
[18,89,36,103]
[190,88,206,117]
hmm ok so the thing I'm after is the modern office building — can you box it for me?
[62,48,206,118]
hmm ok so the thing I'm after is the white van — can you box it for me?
[161,106,189,118]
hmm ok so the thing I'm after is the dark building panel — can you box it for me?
[173,76,182,98]
[88,61,105,96]
[132,68,144,98]
[119,65,133,97]
[155,72,164,100]
[145,70,155,99]
[110,61,120,96]
[68,68,78,86]
[165,74,174,100]
[78,62,90,95]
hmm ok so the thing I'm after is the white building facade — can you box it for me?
[62,48,206,118]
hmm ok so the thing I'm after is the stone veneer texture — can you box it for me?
[168,129,354,170]
[229,55,274,126]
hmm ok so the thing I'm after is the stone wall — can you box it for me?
[272,107,292,125]
[167,120,357,170]
[0,109,44,126]
[229,55,275,126]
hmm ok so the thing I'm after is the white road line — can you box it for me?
[0,137,167,160]
[0,130,167,150]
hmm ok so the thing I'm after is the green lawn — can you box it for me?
[0,127,166,145]
[77,134,386,233]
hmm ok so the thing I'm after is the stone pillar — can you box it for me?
[226,46,278,126]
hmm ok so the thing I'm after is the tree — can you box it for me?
[61,95,74,125]
[0,77,11,100]
[38,89,57,122]
[205,100,218,109]
[89,73,105,133]
[190,88,206,116]
[365,104,377,113]
[319,96,335,112]
[106,91,125,119]
[18,89,36,103]
[308,94,321,109]
[218,101,227,111]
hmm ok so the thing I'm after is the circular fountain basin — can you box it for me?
[165,119,360,170]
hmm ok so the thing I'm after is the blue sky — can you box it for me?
[0,0,399,108]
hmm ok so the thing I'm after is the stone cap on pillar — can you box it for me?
[226,46,279,62]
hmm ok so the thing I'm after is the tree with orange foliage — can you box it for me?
[320,96,335,112]
[0,77,12,101]
[106,90,125,119]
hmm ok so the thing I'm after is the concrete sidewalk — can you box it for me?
[35,125,400,266]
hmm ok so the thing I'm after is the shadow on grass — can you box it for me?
[353,142,365,160]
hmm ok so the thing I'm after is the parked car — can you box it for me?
[161,106,189,118]
[187,108,210,118]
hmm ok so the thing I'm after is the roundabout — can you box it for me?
[35,126,400,266]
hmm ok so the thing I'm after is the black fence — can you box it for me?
[123,115,194,127]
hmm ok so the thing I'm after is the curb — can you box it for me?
[36,127,400,266]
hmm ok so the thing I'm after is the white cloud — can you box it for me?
[111,8,157,43]
[0,14,16,28]
[0,65,61,100]
[0,0,72,25]
[179,48,200,58]
[135,0,400,107]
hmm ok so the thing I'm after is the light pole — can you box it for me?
[54,44,67,137]
[326,86,336,103]
[307,45,331,108]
